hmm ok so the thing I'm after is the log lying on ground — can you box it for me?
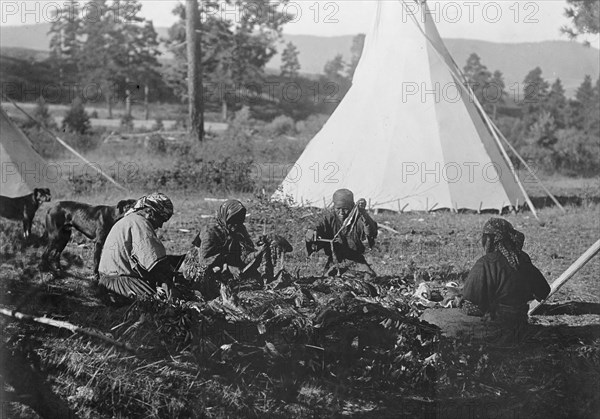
[529,239,600,316]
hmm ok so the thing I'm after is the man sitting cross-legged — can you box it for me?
[305,189,378,277]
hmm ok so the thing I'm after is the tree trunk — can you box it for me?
[144,85,150,120]
[125,77,132,117]
[106,94,112,119]
[186,0,204,141]
[221,99,227,121]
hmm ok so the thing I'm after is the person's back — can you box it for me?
[99,213,166,277]
[463,250,550,322]
[97,192,174,300]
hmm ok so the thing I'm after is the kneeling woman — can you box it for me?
[462,218,550,325]
[181,200,270,301]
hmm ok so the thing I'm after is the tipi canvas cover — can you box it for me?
[274,0,527,212]
[0,107,51,197]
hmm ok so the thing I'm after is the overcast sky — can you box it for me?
[1,0,599,47]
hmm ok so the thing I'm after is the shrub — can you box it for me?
[24,127,62,158]
[145,133,167,154]
[166,141,192,159]
[152,117,164,132]
[553,128,600,176]
[22,96,56,130]
[65,131,104,153]
[62,98,91,135]
[295,114,329,139]
[120,113,134,132]
[266,115,296,136]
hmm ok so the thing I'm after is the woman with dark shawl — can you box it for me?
[461,217,550,324]
[305,189,378,276]
[421,217,550,339]
[181,200,271,300]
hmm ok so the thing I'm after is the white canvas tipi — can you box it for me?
[274,0,531,213]
[0,107,51,197]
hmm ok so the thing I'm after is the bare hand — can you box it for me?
[305,229,317,242]
[357,198,367,212]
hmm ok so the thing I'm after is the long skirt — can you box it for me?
[421,308,529,345]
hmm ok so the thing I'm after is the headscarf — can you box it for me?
[217,199,247,228]
[333,189,354,210]
[216,199,253,250]
[482,218,525,269]
[125,192,174,221]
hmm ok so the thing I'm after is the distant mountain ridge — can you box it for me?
[1,23,598,96]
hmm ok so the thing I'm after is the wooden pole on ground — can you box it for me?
[0,307,137,353]
[529,239,600,315]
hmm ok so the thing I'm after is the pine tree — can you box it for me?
[346,34,366,80]
[547,79,568,128]
[463,53,493,114]
[48,0,82,83]
[488,70,506,119]
[280,42,301,78]
[575,75,600,133]
[324,54,347,82]
[576,75,595,105]
[164,0,291,120]
[521,67,549,128]
[562,0,600,44]
[62,98,91,134]
[590,78,600,136]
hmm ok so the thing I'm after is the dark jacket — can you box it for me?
[463,251,550,318]
[311,210,378,262]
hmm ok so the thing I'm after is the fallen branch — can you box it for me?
[0,306,137,354]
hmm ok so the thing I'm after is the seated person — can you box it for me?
[305,189,378,276]
[181,199,272,301]
[461,217,550,325]
[98,192,178,300]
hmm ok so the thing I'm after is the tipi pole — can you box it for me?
[470,95,540,220]
[2,96,128,192]
[487,120,566,213]
[405,2,563,215]
[402,4,540,220]
[528,239,600,315]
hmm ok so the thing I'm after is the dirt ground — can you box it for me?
[0,180,599,418]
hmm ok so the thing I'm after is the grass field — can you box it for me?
[1,166,599,418]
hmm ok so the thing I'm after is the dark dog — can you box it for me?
[0,188,52,239]
[41,199,136,277]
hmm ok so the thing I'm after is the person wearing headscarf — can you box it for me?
[461,217,550,324]
[98,192,178,300]
[181,199,272,301]
[305,189,378,276]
